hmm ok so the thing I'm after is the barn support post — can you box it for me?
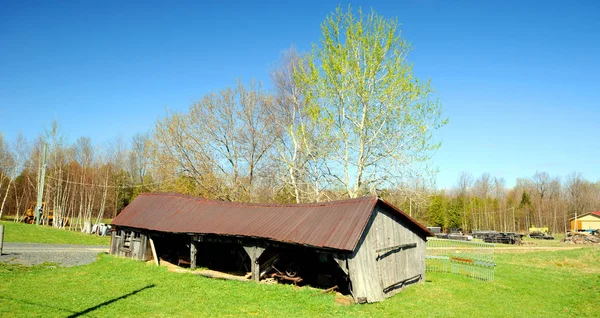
[243,245,265,282]
[149,235,159,266]
[333,253,353,298]
[190,235,199,270]
[333,254,349,276]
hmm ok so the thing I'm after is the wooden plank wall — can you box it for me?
[110,230,118,255]
[347,213,384,303]
[347,204,427,303]
[371,205,426,298]
[109,228,151,261]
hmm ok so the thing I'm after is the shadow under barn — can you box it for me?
[152,233,350,295]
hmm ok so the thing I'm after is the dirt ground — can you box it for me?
[0,243,108,267]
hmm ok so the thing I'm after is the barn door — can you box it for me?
[375,242,417,294]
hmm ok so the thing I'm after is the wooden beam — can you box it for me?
[318,285,338,294]
[333,254,349,275]
[382,274,421,294]
[242,245,265,282]
[170,268,249,282]
[190,235,198,270]
[375,242,417,254]
[148,236,159,266]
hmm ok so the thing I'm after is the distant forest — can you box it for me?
[1,124,598,234]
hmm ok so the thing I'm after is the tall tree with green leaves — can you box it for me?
[295,6,447,198]
[427,194,446,228]
[519,191,533,229]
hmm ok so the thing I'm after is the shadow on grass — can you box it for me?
[67,284,155,317]
[0,284,155,317]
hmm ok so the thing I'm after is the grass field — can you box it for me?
[0,221,110,246]
[1,225,598,317]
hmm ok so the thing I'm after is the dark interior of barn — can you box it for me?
[150,232,350,295]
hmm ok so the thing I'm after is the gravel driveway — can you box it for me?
[0,243,109,267]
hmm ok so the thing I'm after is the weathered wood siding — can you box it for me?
[109,228,151,261]
[371,205,426,298]
[347,204,427,303]
[347,213,384,303]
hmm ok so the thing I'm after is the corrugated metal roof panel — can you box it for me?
[112,193,432,252]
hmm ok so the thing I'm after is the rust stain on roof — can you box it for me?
[112,193,433,252]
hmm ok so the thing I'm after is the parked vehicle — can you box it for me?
[23,202,68,227]
[23,202,51,225]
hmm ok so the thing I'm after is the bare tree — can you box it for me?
[0,132,14,219]
[566,172,596,218]
[128,133,150,185]
[45,121,74,228]
[452,172,470,230]
[474,173,491,199]
[270,48,330,203]
[152,81,278,202]
[472,173,492,229]
[547,177,562,232]
[532,171,550,227]
[456,171,473,197]
[492,177,506,230]
[0,133,28,219]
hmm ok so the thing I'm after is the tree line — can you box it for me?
[0,124,155,231]
[1,123,597,234]
[424,172,600,233]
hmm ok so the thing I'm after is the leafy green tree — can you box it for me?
[427,194,446,227]
[447,196,464,229]
[295,6,447,198]
[520,191,534,228]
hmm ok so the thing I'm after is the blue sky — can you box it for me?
[1,0,599,189]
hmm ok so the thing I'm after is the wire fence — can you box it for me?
[425,238,495,281]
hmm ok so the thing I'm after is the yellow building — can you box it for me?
[570,211,600,231]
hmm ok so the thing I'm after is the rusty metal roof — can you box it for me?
[112,193,433,252]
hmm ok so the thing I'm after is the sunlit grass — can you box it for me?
[1,247,598,317]
[0,221,110,246]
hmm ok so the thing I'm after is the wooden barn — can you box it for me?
[110,193,433,303]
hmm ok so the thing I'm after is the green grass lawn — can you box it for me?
[0,221,110,246]
[521,233,567,246]
[1,246,598,317]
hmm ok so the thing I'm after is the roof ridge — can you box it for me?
[139,192,377,208]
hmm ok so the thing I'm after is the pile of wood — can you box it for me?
[259,254,304,285]
[562,232,600,245]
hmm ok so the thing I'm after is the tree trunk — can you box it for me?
[0,178,12,219]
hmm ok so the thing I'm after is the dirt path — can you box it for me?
[0,243,108,267]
